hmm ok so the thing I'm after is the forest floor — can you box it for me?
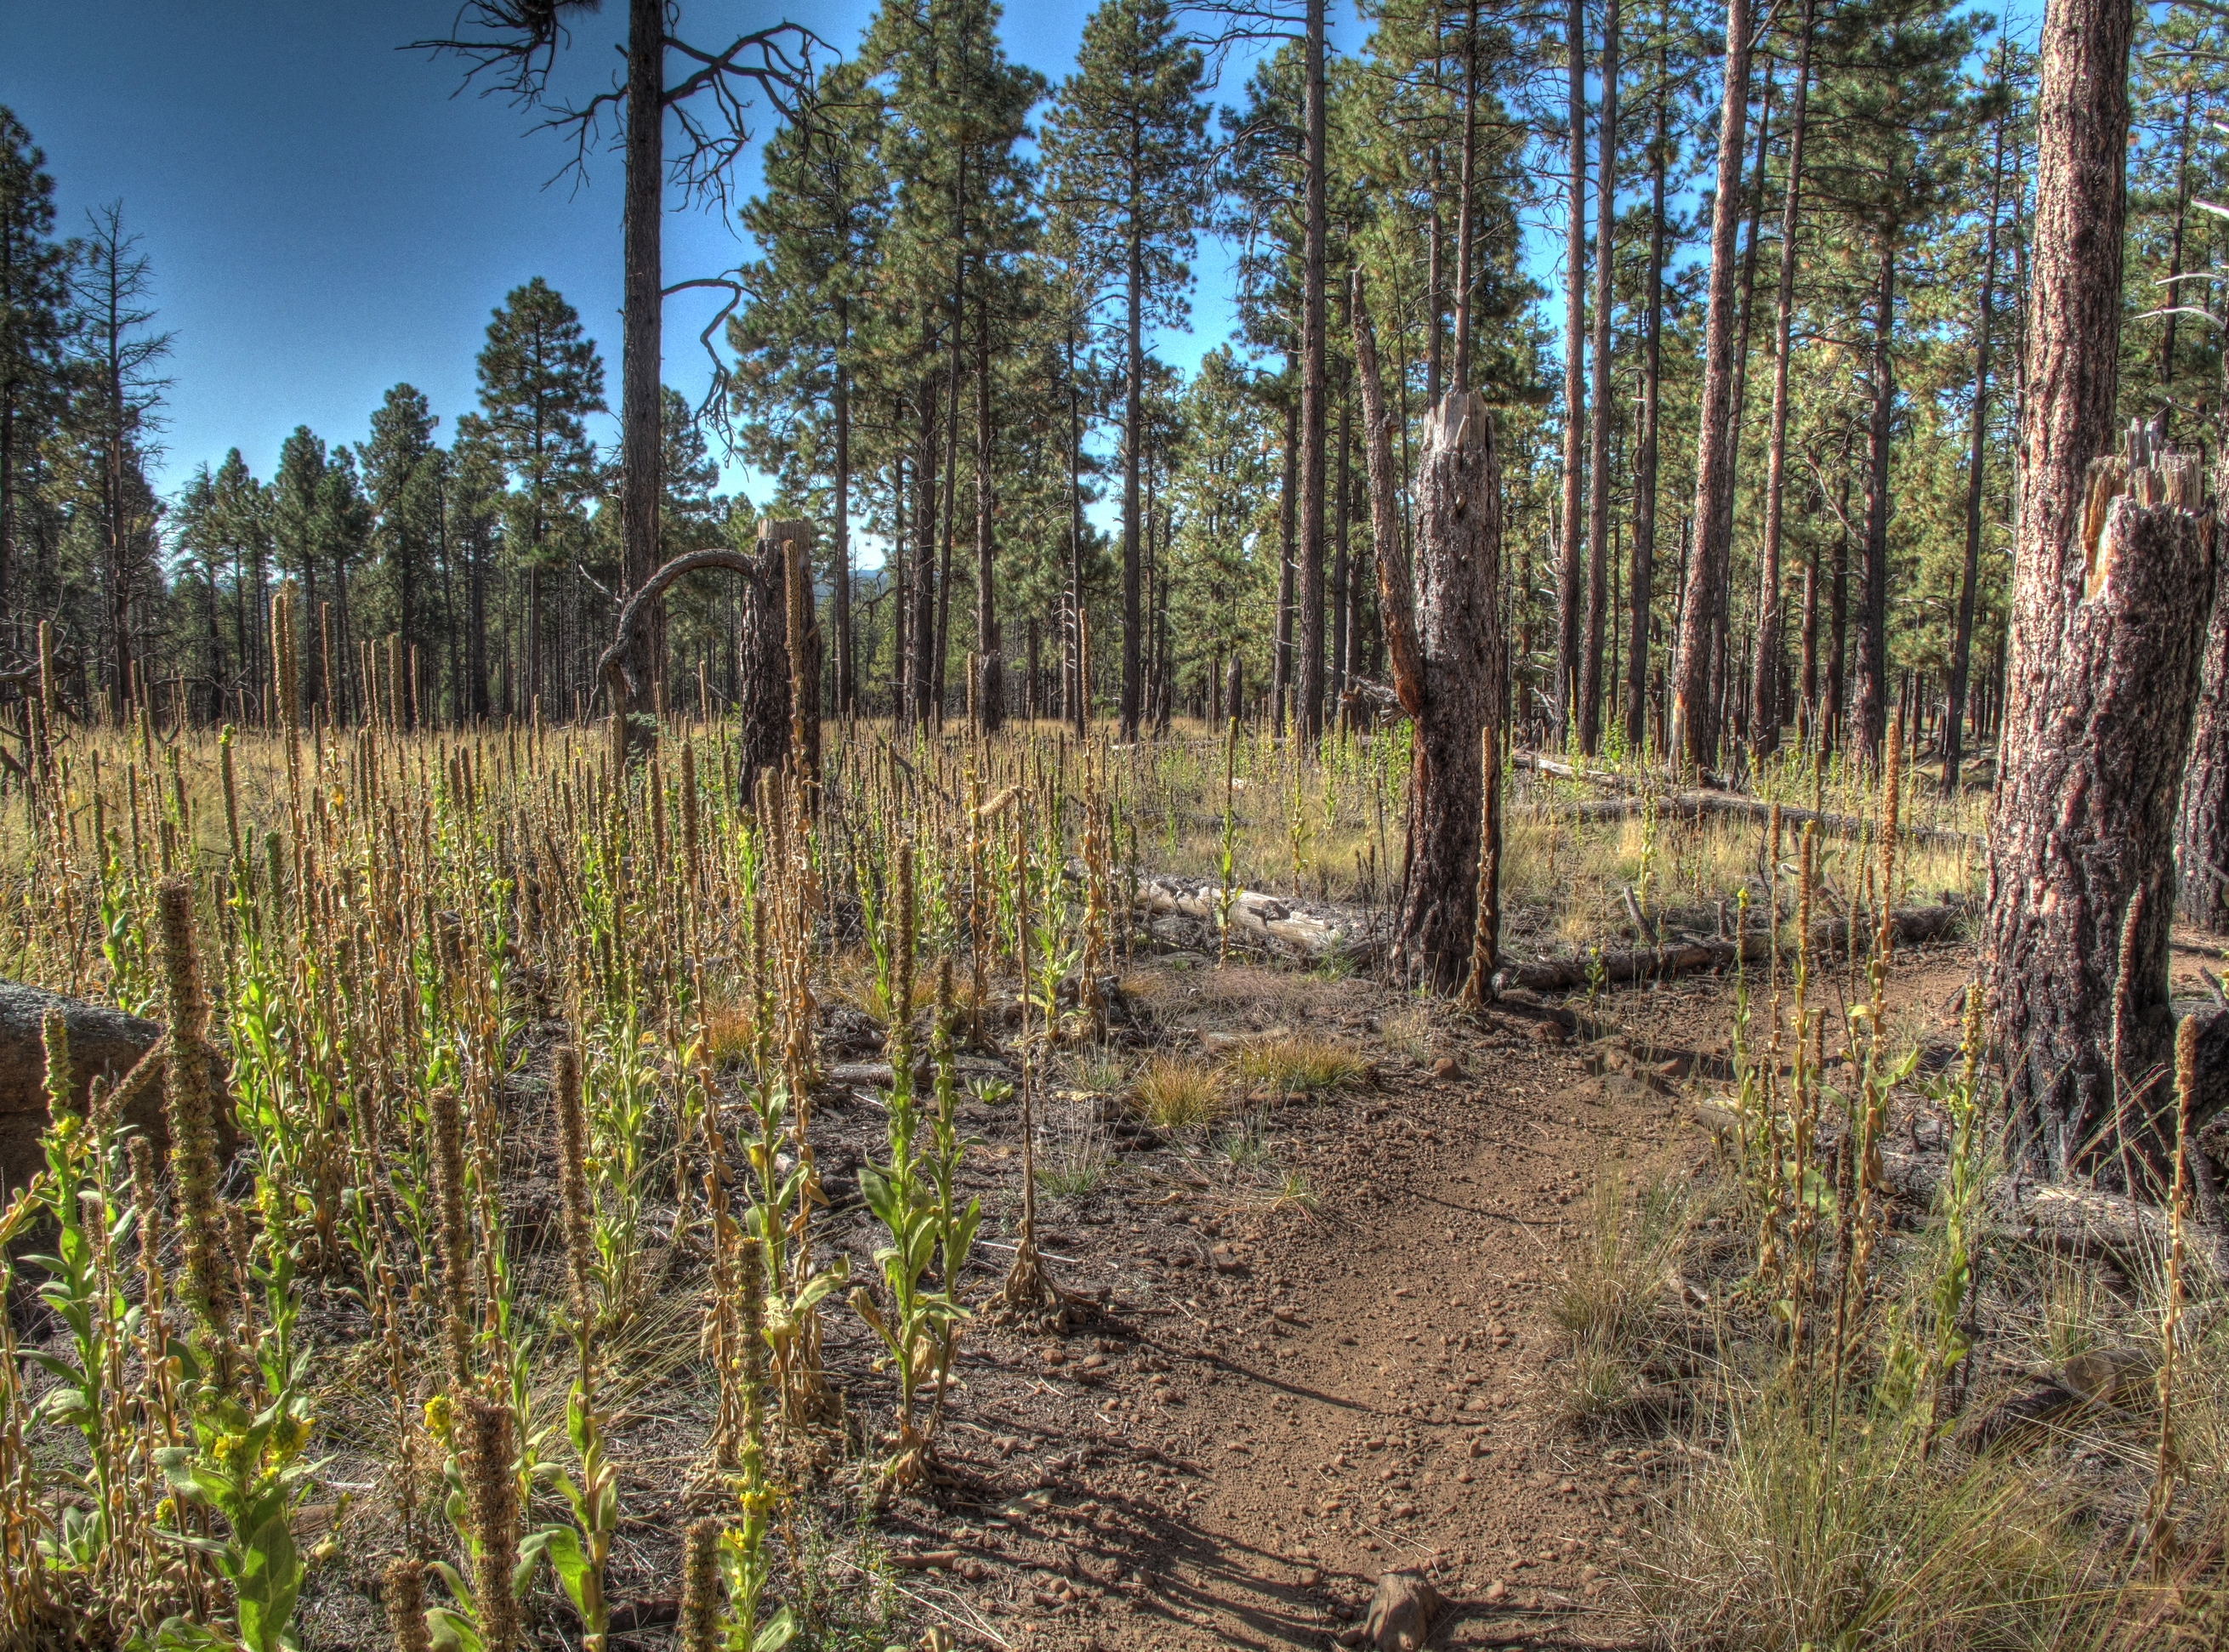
[852,934,1976,1652]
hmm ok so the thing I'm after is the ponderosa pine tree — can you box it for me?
[731,59,886,718]
[1043,0,1210,741]
[474,277,605,712]
[75,203,170,714]
[1806,0,1986,764]
[0,110,71,656]
[1669,0,1752,770]
[364,385,444,725]
[866,0,1042,728]
[271,427,332,709]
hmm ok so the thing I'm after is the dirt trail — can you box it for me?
[874,962,1750,1652]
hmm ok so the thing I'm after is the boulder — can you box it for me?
[0,982,162,1195]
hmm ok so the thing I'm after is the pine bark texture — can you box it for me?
[1377,379,1502,994]
[742,519,814,797]
[1669,0,1752,769]
[1986,0,2152,1179]
[1297,0,1329,742]
[1579,0,1618,754]
[619,0,664,697]
[1987,461,2212,1177]
[1555,0,1587,746]
[1750,0,1811,758]
[2179,525,2229,933]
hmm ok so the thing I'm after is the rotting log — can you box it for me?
[1494,898,1967,993]
[1543,791,1976,852]
[1133,875,1379,962]
[1697,1100,2226,1280]
[1356,269,1503,993]
[1987,440,2215,1181]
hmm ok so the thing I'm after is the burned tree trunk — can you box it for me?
[1986,0,2198,1183]
[2180,523,2229,932]
[741,518,812,797]
[782,522,822,798]
[1356,271,1502,993]
[600,518,814,792]
[1987,448,2213,1179]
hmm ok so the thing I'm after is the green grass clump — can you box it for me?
[1131,1057,1225,1131]
[1231,1032,1369,1096]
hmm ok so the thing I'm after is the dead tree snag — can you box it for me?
[1356,270,1503,993]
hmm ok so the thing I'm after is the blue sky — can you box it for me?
[0,0,1364,542]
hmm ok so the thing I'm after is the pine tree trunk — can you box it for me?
[1122,224,1146,740]
[1555,0,1588,749]
[1826,474,1849,754]
[1579,0,1619,755]
[1750,0,1811,759]
[1853,232,1896,766]
[1987,0,2202,1182]
[1669,0,1753,769]
[1298,0,1329,743]
[1625,20,1669,753]
[1402,389,1502,990]
[618,0,663,708]
[1944,101,2007,795]
[2181,466,2229,935]
[833,326,854,718]
[1275,389,1298,735]
[912,383,939,729]
[975,296,1001,735]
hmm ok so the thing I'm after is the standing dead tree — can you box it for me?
[1354,271,1503,993]
[416,2,817,707]
[599,519,817,796]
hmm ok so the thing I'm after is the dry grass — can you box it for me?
[1130,1057,1226,1131]
[1230,1031,1370,1097]
[1551,1168,1692,1423]
[1642,1382,2101,1651]
[701,995,757,1068]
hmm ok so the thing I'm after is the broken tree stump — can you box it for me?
[1987,441,2215,1180]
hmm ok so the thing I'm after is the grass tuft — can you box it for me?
[1552,1169,1692,1422]
[1231,1032,1369,1096]
[1131,1057,1225,1131]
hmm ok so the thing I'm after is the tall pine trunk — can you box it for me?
[1943,95,2006,795]
[1985,0,2210,1182]
[1625,20,1669,753]
[1555,0,1588,747]
[1298,0,1329,742]
[617,0,663,713]
[1853,231,1896,766]
[975,293,1000,734]
[1579,0,1619,753]
[1750,3,1811,758]
[1669,0,1753,769]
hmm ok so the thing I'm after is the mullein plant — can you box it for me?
[521,1044,620,1652]
[852,850,978,1488]
[142,882,320,1652]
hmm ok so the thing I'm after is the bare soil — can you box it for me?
[857,951,1815,1652]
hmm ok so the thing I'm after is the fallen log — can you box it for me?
[1131,874,1379,961]
[1688,1105,2229,1280]
[1494,899,1969,993]
[1540,791,1978,852]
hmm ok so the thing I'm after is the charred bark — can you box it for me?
[1989,452,2212,1180]
[1669,0,1753,769]
[1360,270,1501,992]
[1987,0,2160,1181]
